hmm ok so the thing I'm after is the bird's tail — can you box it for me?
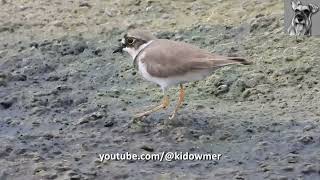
[193,56,252,70]
[225,57,252,65]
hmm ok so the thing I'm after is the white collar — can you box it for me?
[133,40,154,69]
[133,40,154,60]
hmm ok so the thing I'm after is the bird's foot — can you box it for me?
[134,112,150,119]
[168,112,176,120]
[133,95,170,120]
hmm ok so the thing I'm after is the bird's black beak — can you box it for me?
[113,40,126,54]
[113,46,123,54]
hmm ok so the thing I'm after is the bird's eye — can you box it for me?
[127,38,134,44]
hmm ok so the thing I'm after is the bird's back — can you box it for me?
[138,39,249,78]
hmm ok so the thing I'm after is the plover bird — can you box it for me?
[113,30,251,119]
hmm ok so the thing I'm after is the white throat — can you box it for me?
[123,40,153,60]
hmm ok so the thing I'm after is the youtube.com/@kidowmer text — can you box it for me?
[99,152,222,162]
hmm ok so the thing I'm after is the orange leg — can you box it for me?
[169,84,185,120]
[134,95,169,118]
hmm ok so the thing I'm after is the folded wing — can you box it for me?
[139,39,250,78]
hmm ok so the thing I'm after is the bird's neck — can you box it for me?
[124,40,154,60]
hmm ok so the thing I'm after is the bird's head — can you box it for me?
[113,30,157,58]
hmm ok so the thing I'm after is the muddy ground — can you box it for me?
[0,0,320,180]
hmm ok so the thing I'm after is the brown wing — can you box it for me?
[139,39,249,78]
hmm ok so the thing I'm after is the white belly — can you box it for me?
[138,59,211,91]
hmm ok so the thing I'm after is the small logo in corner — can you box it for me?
[285,0,319,36]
